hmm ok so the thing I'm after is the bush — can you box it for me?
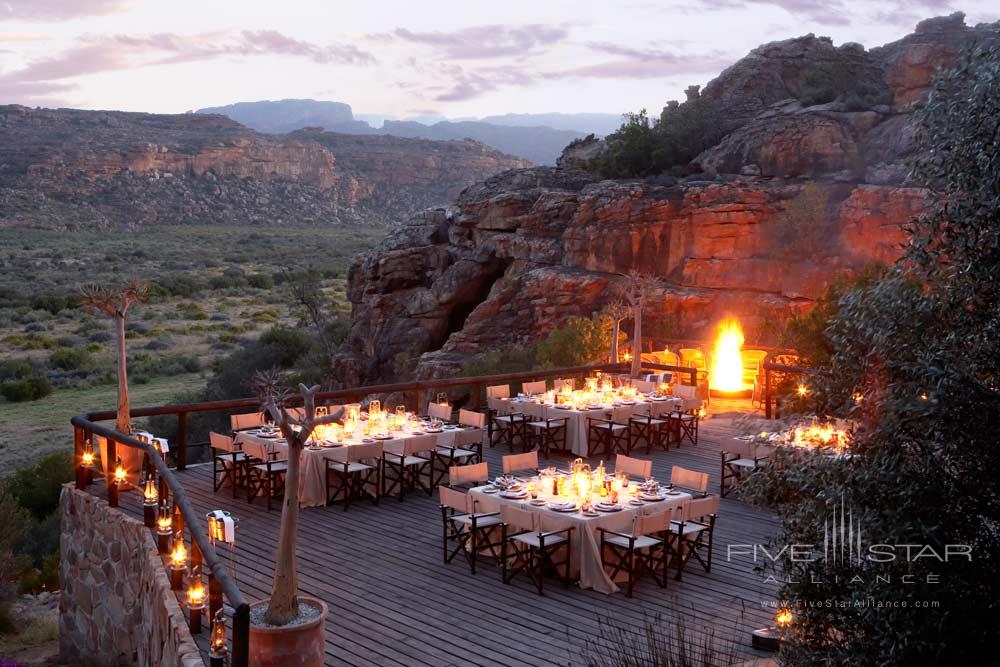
[10,451,73,521]
[176,302,208,320]
[0,358,34,382]
[766,183,837,258]
[48,347,91,371]
[0,375,52,402]
[247,273,274,289]
[535,315,615,369]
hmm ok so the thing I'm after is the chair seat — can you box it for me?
[330,462,376,474]
[253,461,287,473]
[670,521,708,537]
[512,532,568,548]
[528,421,565,429]
[593,423,628,431]
[436,447,477,459]
[387,455,431,467]
[215,451,246,463]
[493,414,524,423]
[605,534,662,550]
[631,417,667,426]
[453,514,503,528]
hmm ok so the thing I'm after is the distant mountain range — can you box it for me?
[195,99,623,164]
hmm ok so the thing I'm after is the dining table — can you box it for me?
[493,395,684,457]
[469,476,691,594]
[235,421,482,508]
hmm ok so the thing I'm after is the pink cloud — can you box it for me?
[390,24,569,59]
[0,0,128,21]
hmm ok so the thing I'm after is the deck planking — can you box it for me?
[113,400,781,666]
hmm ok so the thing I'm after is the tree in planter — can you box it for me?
[252,371,344,625]
[603,299,631,364]
[740,42,1000,665]
[616,271,664,377]
[80,279,147,480]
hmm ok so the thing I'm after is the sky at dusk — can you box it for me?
[0,0,997,120]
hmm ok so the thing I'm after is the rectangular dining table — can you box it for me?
[235,424,482,507]
[469,481,691,594]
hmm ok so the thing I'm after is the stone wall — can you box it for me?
[59,485,203,667]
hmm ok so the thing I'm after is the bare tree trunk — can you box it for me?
[610,319,620,364]
[265,439,301,625]
[631,311,642,377]
[115,313,131,435]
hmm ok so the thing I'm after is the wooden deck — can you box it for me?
[116,399,781,667]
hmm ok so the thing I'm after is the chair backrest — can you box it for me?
[679,348,705,369]
[522,380,547,395]
[742,349,767,371]
[487,384,510,399]
[662,351,681,367]
[616,454,652,479]
[345,441,382,464]
[671,465,709,494]
[500,504,537,533]
[428,402,452,421]
[687,495,719,520]
[450,462,489,487]
[458,409,486,428]
[439,485,469,513]
[520,401,545,419]
[230,412,264,431]
[404,434,438,456]
[502,451,538,475]
[553,378,574,391]
[634,507,672,536]
[725,438,756,458]
[673,384,696,399]
[240,437,270,462]
[632,379,656,393]
[611,405,633,423]
[209,432,234,453]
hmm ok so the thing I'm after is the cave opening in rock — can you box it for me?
[442,258,512,343]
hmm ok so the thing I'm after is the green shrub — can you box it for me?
[766,183,837,258]
[535,315,615,369]
[247,273,274,289]
[176,302,208,320]
[10,452,73,520]
[48,347,91,371]
[0,358,34,381]
[0,375,52,402]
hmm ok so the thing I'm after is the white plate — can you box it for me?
[500,491,528,499]
[425,428,443,433]
[481,487,498,494]
[639,494,665,502]
[628,499,644,506]
[529,499,546,506]
[666,490,681,496]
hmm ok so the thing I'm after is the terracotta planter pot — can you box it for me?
[249,597,328,667]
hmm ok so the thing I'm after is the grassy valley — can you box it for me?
[0,223,386,473]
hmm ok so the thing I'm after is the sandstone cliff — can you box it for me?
[0,106,529,229]
[342,14,995,384]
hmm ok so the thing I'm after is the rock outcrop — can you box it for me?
[343,15,995,384]
[0,106,529,229]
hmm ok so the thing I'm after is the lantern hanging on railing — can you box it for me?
[112,456,127,486]
[208,607,228,667]
[156,501,173,554]
[142,473,158,527]
[206,510,237,546]
[81,439,96,469]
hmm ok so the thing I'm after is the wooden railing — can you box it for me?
[70,416,250,667]
[70,360,698,665]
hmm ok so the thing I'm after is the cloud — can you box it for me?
[429,64,532,101]
[0,0,128,21]
[687,0,961,27]
[389,23,569,59]
[0,30,376,104]
[547,42,736,80]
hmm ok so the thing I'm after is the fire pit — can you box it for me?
[709,318,753,398]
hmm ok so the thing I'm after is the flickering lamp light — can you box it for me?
[209,608,228,660]
[852,392,864,404]
[623,352,632,362]
[156,504,173,536]
[697,406,707,420]
[796,384,809,397]
[774,608,793,630]
[142,474,158,507]
[81,440,96,468]
[169,534,188,571]
[186,569,206,610]
[113,456,127,485]
[919,391,929,401]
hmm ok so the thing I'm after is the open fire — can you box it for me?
[709,317,752,395]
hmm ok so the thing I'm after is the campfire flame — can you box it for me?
[709,318,746,392]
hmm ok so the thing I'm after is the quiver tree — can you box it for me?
[253,370,344,626]
[603,298,631,364]
[616,271,664,377]
[80,279,147,482]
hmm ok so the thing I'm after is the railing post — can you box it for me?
[764,367,772,419]
[232,604,249,667]
[74,426,86,490]
[208,571,222,621]
[177,412,188,471]
[106,436,119,508]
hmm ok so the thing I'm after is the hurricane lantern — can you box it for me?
[81,440,96,468]
[208,608,228,665]
[142,474,158,506]
[112,456,127,486]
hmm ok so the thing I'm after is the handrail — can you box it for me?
[761,352,829,419]
[70,416,249,667]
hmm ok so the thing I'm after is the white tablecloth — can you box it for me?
[499,398,683,456]
[236,426,481,508]
[469,483,691,593]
